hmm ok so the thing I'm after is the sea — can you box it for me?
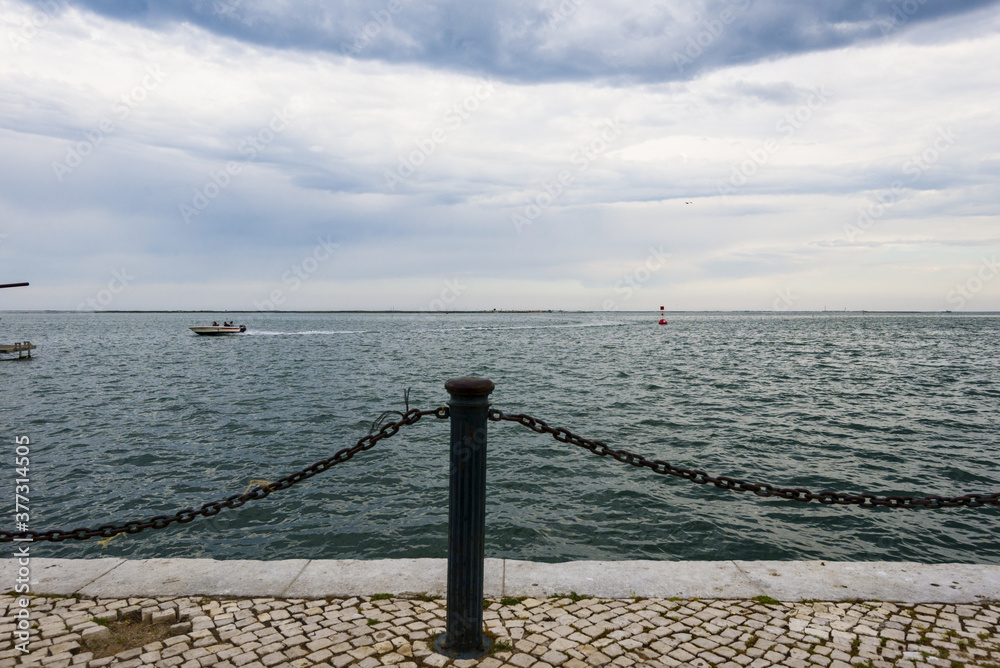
[3,311,999,564]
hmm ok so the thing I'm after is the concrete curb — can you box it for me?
[4,558,998,603]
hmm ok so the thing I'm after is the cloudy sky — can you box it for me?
[1,0,998,312]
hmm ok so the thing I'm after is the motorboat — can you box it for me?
[190,325,246,335]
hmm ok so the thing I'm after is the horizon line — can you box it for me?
[2,309,997,315]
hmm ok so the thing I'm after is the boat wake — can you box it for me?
[415,321,628,333]
[245,330,366,336]
[244,322,628,336]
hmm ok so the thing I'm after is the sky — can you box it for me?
[1,0,998,312]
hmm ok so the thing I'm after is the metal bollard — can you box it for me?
[435,377,495,659]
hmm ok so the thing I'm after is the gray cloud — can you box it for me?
[30,0,1000,83]
[2,0,999,311]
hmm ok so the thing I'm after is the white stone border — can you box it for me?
[2,559,998,603]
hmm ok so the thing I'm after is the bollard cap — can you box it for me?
[445,377,495,397]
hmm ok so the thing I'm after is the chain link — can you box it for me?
[11,401,996,544]
[488,409,1000,510]
[1,407,449,543]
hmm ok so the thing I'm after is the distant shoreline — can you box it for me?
[2,310,997,315]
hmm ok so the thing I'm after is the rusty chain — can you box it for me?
[488,409,1000,509]
[1,407,449,543]
[8,401,997,545]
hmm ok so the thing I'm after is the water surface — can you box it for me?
[3,311,998,563]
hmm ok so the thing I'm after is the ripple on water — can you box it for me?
[3,311,999,562]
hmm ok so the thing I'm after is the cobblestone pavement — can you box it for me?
[2,594,998,668]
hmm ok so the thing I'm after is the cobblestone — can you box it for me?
[2,595,998,667]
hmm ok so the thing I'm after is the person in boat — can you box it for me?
[212,321,219,326]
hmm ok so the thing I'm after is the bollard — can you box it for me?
[435,377,494,659]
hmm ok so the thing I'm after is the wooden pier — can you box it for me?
[1,281,34,358]
[0,341,35,358]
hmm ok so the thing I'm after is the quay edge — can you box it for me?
[2,558,998,603]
